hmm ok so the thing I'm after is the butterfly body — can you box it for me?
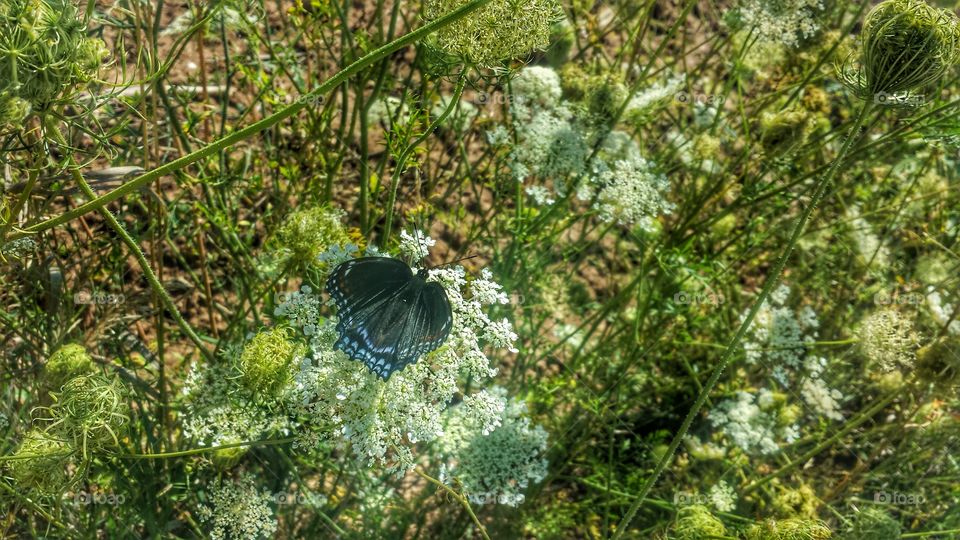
[326,257,453,379]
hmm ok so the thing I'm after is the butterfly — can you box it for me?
[326,256,453,379]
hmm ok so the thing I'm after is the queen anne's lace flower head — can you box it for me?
[511,66,563,109]
[733,0,825,48]
[196,474,277,540]
[439,388,548,506]
[277,230,520,474]
[839,0,960,101]
[672,505,727,539]
[858,309,919,373]
[423,0,563,67]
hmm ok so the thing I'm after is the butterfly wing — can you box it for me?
[326,257,413,331]
[394,282,453,363]
[334,279,423,378]
[327,257,454,379]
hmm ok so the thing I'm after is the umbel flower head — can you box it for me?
[439,388,548,506]
[195,474,277,540]
[278,229,520,474]
[745,518,832,540]
[6,429,73,495]
[236,326,305,400]
[273,206,352,267]
[0,0,108,126]
[423,0,563,67]
[838,0,960,102]
[44,343,94,390]
[41,374,130,455]
[671,505,727,540]
[857,309,919,373]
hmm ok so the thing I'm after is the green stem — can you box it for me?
[7,0,493,242]
[0,480,68,530]
[44,121,215,362]
[111,436,298,459]
[903,529,960,538]
[611,100,874,538]
[415,467,491,540]
[0,168,39,240]
[0,451,75,462]
[383,70,468,244]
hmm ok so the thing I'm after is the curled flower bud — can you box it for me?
[672,505,727,540]
[0,94,31,127]
[839,0,960,102]
[0,0,108,123]
[44,343,95,390]
[237,327,304,399]
[274,206,350,267]
[48,374,131,453]
[6,429,73,495]
[423,0,563,67]
[745,518,832,540]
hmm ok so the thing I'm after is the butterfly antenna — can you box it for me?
[430,254,478,270]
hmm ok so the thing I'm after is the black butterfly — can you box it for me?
[326,257,453,379]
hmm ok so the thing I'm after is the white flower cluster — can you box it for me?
[274,285,322,336]
[0,237,37,259]
[491,65,674,230]
[196,474,277,540]
[742,284,819,382]
[708,390,798,455]
[439,387,548,507]
[707,480,737,513]
[800,376,843,421]
[624,74,686,117]
[398,229,437,260]
[506,91,589,184]
[180,362,291,447]
[592,158,675,231]
[511,66,563,108]
[741,285,845,421]
[316,242,360,266]
[857,309,919,372]
[736,0,824,48]
[275,231,519,474]
[926,288,960,335]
